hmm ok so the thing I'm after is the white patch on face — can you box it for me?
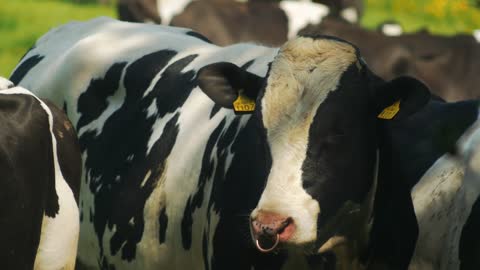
[381,23,403,36]
[157,0,193,25]
[279,1,330,39]
[253,37,357,244]
[340,7,358,24]
[0,87,80,270]
[473,29,480,43]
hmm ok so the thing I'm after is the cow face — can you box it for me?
[197,36,429,254]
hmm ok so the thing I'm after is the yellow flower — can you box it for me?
[451,0,469,13]
[425,0,448,18]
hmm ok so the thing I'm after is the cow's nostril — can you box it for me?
[277,217,293,234]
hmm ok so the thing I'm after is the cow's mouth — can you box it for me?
[255,233,280,253]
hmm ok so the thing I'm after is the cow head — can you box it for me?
[197,36,429,256]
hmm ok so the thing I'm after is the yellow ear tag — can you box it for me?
[378,100,401,120]
[233,92,255,114]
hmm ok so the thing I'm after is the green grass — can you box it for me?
[0,0,115,77]
[1,0,479,77]
[362,0,480,34]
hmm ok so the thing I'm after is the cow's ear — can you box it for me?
[197,62,263,109]
[373,76,430,120]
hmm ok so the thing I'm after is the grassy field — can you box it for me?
[363,0,480,34]
[0,0,115,77]
[0,0,479,77]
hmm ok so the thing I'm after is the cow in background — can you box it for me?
[117,0,363,46]
[300,17,480,101]
[0,78,82,270]
[117,0,161,24]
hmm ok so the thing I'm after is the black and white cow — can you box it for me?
[117,0,361,47]
[0,78,82,269]
[10,17,480,270]
[374,97,480,270]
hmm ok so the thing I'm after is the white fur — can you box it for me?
[340,7,358,24]
[381,23,403,36]
[0,77,14,89]
[156,0,193,25]
[253,37,357,244]
[0,86,79,270]
[473,30,480,43]
[279,1,330,39]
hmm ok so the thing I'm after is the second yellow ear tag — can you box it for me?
[378,100,401,120]
[233,92,255,114]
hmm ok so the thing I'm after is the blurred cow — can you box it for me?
[117,0,363,46]
[300,18,480,101]
[117,0,161,24]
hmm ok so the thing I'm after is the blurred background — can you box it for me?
[1,0,479,78]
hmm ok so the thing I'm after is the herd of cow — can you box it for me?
[2,0,480,269]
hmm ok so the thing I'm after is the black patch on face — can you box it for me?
[301,64,376,231]
[186,31,212,44]
[9,54,44,85]
[459,195,480,269]
[158,207,168,244]
[76,49,199,263]
[77,62,127,130]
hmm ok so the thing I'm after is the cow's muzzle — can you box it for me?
[250,211,295,253]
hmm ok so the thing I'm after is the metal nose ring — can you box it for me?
[255,234,280,253]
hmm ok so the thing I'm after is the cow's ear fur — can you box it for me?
[197,62,263,108]
[373,76,431,120]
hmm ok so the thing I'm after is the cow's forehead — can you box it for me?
[261,37,357,130]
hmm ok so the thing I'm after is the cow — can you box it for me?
[169,0,361,46]
[117,0,162,24]
[9,17,480,270]
[117,0,362,46]
[377,97,480,270]
[300,17,480,102]
[0,78,82,270]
